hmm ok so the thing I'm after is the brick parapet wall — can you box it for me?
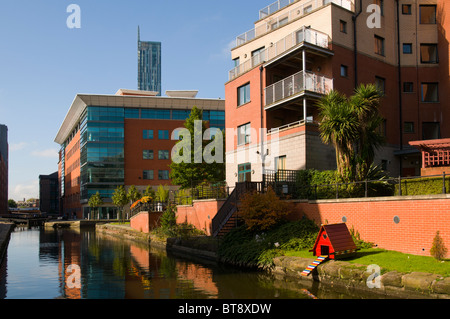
[289,195,450,258]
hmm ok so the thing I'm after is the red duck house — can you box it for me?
[310,223,358,260]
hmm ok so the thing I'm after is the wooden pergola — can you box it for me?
[409,139,450,169]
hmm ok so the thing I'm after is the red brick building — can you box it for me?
[54,90,224,219]
[225,0,450,183]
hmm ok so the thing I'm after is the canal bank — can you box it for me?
[0,223,14,266]
[96,223,450,299]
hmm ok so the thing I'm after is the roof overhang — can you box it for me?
[54,93,225,145]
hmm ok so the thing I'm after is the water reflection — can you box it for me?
[1,227,380,300]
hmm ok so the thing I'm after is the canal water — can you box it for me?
[0,227,382,300]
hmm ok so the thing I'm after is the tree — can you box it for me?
[239,188,293,232]
[430,231,448,261]
[155,185,170,202]
[88,192,103,220]
[112,186,129,222]
[127,185,141,205]
[317,84,385,182]
[143,185,156,198]
[169,106,225,189]
[8,199,17,208]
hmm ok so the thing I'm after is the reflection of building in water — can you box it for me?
[128,244,219,298]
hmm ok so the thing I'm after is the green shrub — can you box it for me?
[430,230,448,261]
[218,219,319,269]
[395,176,450,196]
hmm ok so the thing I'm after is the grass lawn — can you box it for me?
[284,248,450,277]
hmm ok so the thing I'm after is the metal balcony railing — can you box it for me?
[229,26,329,80]
[234,0,354,48]
[264,70,333,107]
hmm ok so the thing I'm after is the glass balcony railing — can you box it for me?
[229,26,329,81]
[264,70,333,107]
[234,0,354,48]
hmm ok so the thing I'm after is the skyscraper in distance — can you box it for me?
[138,26,162,96]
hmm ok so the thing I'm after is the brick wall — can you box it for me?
[176,200,225,236]
[130,211,163,234]
[290,195,450,258]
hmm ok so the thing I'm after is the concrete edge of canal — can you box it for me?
[0,223,15,267]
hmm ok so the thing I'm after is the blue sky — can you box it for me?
[0,0,265,201]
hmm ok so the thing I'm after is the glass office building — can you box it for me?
[138,28,162,95]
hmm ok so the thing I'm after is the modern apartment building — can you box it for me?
[225,0,449,185]
[0,124,7,216]
[138,27,162,95]
[54,89,225,219]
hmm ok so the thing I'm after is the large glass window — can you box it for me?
[172,109,191,120]
[237,123,251,145]
[158,130,169,140]
[143,170,154,180]
[158,170,169,180]
[141,109,170,119]
[124,108,140,119]
[237,83,251,106]
[420,5,436,24]
[421,83,439,102]
[143,130,154,139]
[238,163,252,182]
[143,150,154,160]
[420,44,438,64]
[158,150,169,160]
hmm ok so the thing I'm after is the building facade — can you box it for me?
[225,0,449,185]
[138,27,162,95]
[0,124,7,216]
[55,89,225,219]
[39,172,59,215]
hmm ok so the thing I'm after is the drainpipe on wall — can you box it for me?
[395,0,404,176]
[352,0,363,88]
[260,65,266,176]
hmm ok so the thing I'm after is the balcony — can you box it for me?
[264,70,333,108]
[234,0,354,48]
[229,26,330,81]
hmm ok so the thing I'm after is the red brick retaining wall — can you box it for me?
[290,195,450,258]
[176,200,226,236]
[130,211,163,234]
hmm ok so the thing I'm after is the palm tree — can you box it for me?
[317,90,359,181]
[318,84,385,182]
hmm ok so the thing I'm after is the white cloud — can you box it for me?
[10,142,28,152]
[31,148,59,158]
[11,180,39,201]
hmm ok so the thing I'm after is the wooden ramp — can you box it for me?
[301,256,328,276]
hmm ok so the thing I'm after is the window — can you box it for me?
[303,5,313,14]
[143,170,154,180]
[251,47,265,66]
[125,108,139,119]
[403,43,412,54]
[340,65,348,77]
[275,156,286,171]
[158,170,169,180]
[141,109,170,120]
[404,122,414,133]
[420,44,438,64]
[420,5,436,24]
[158,130,169,140]
[143,150,154,160]
[421,83,439,102]
[233,57,240,68]
[172,110,191,120]
[340,20,347,33]
[422,122,440,140]
[375,76,385,94]
[402,4,411,15]
[237,83,251,106]
[403,82,414,93]
[374,35,385,56]
[238,163,252,182]
[237,123,251,145]
[158,150,169,160]
[143,130,153,139]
